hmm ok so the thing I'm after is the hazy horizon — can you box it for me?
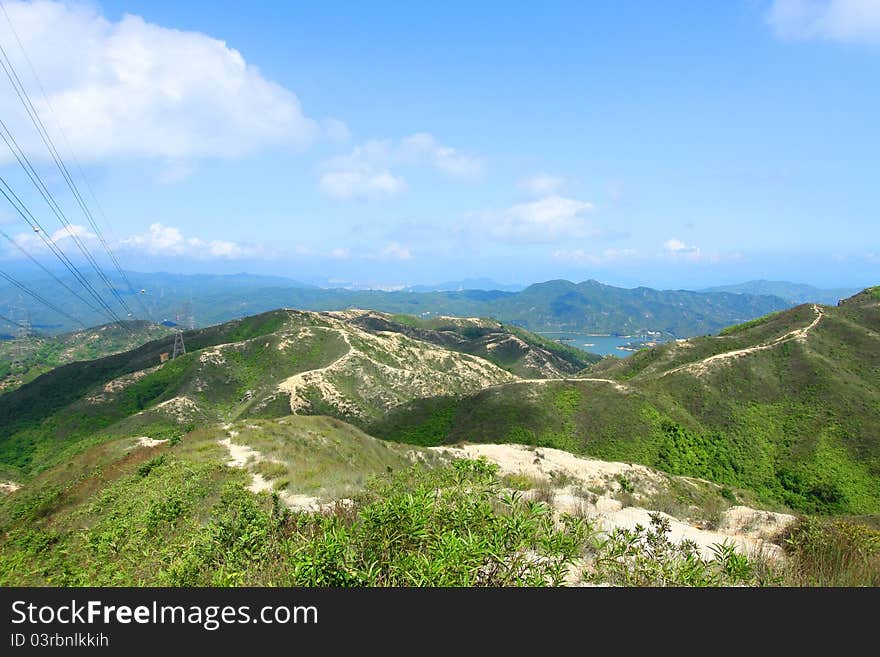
[1,260,869,296]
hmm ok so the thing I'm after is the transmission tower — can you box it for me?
[10,297,31,373]
[171,330,186,359]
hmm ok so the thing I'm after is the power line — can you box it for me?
[0,122,131,332]
[0,310,27,330]
[0,170,124,326]
[0,1,154,324]
[0,269,85,328]
[0,39,136,322]
[0,225,104,316]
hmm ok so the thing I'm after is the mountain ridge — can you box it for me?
[372,288,880,515]
[2,273,791,338]
[701,280,860,306]
[0,308,595,478]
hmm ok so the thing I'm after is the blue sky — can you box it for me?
[0,0,877,289]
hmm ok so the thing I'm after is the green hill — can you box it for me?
[372,289,880,516]
[1,292,878,586]
[702,280,860,306]
[0,308,594,479]
[0,321,173,394]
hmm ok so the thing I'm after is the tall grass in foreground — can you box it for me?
[778,518,880,587]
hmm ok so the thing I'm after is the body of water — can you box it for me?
[539,332,650,357]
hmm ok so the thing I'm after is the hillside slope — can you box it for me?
[0,308,591,478]
[373,288,880,515]
[0,321,173,394]
[0,415,799,586]
[702,280,860,306]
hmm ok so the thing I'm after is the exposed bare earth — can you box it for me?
[433,443,795,562]
[0,481,21,494]
[136,437,169,448]
[214,431,797,584]
[276,316,517,418]
[218,428,324,512]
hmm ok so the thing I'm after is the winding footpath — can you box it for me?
[662,304,824,378]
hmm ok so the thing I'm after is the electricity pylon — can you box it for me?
[171,330,186,359]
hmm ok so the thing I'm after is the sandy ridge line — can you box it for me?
[485,376,629,393]
[662,304,825,378]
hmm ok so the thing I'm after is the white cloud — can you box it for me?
[379,241,412,260]
[330,247,351,259]
[11,222,97,250]
[766,0,880,43]
[120,222,261,259]
[553,247,637,265]
[662,237,704,262]
[398,133,484,178]
[469,195,597,243]
[519,173,566,196]
[50,223,95,243]
[0,1,340,165]
[123,223,187,255]
[319,166,407,200]
[663,238,700,255]
[661,238,743,264]
[319,133,483,199]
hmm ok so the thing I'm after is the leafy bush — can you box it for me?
[616,474,635,494]
[166,458,591,586]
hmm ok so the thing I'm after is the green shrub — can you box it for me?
[584,512,775,587]
[616,474,635,494]
[164,458,591,587]
[779,518,880,586]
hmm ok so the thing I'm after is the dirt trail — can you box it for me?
[218,428,324,512]
[277,327,357,413]
[663,304,824,378]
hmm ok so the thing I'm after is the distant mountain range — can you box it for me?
[701,280,860,306]
[1,272,791,339]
